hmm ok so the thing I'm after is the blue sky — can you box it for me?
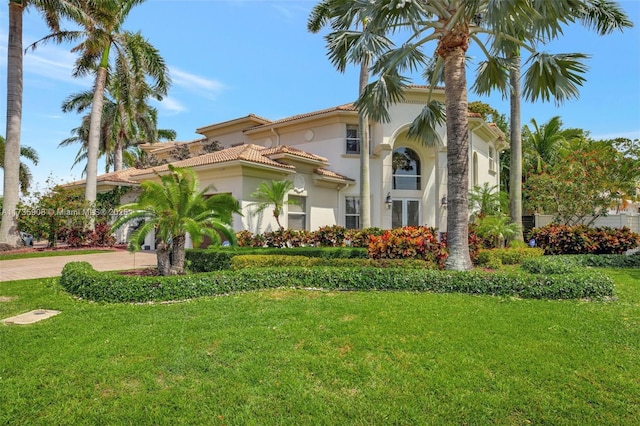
[1,0,639,194]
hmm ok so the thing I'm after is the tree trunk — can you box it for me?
[442,44,472,271]
[170,234,186,275]
[156,239,171,276]
[0,2,24,248]
[509,55,524,241]
[359,57,371,229]
[85,46,111,220]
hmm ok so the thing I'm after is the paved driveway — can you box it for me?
[0,251,157,282]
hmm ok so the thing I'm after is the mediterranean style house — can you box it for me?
[67,86,506,247]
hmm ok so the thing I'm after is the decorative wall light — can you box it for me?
[441,195,448,208]
[385,192,392,209]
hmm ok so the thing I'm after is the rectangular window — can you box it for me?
[345,196,360,229]
[489,147,496,171]
[287,195,306,230]
[346,125,360,154]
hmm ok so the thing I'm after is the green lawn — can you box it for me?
[1,268,638,425]
[0,249,115,261]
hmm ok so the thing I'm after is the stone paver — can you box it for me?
[0,250,157,282]
[2,309,61,325]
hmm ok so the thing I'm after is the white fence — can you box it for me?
[534,213,640,234]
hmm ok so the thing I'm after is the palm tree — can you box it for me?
[1,0,78,247]
[60,77,172,173]
[468,183,508,221]
[32,0,170,205]
[346,1,598,270]
[499,1,631,242]
[112,165,241,275]
[308,1,393,228]
[249,180,299,230]
[522,116,584,175]
[0,135,39,194]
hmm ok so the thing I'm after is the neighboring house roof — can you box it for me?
[64,144,353,189]
[138,137,207,154]
[244,103,358,133]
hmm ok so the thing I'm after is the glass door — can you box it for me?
[392,199,421,228]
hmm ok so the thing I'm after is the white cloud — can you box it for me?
[23,44,92,87]
[170,67,226,99]
[152,96,187,115]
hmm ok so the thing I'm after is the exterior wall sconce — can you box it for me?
[385,192,392,209]
[441,195,448,208]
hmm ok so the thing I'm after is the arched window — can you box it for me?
[392,147,421,190]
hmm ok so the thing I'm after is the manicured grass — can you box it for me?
[1,269,638,424]
[0,249,115,261]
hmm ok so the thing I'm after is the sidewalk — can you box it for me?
[0,250,157,282]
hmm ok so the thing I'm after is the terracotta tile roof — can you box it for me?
[261,145,329,163]
[314,168,355,182]
[63,168,142,187]
[138,138,208,154]
[245,103,357,131]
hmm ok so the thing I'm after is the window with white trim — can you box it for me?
[345,196,360,229]
[345,125,372,155]
[489,146,496,172]
[392,147,421,190]
[287,195,306,230]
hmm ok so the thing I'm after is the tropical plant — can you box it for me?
[249,180,299,230]
[308,0,393,228]
[31,0,170,205]
[468,183,508,221]
[505,1,630,242]
[0,135,39,194]
[1,0,79,247]
[112,165,241,275]
[522,116,584,175]
[339,1,602,270]
[475,214,518,249]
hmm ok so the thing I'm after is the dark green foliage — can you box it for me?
[186,246,368,272]
[60,261,614,303]
[529,224,640,255]
[522,253,640,273]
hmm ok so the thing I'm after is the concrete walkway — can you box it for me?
[0,250,157,282]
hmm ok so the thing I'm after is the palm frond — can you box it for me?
[522,52,589,104]
[407,100,446,147]
[355,71,409,123]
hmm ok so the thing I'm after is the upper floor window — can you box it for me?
[345,124,372,155]
[392,147,421,190]
[489,146,496,172]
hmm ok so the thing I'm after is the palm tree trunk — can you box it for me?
[0,1,24,248]
[156,238,171,276]
[85,47,110,208]
[442,45,472,271]
[170,234,186,274]
[509,55,524,241]
[359,58,371,229]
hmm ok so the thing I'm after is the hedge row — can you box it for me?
[230,255,434,270]
[60,261,614,304]
[529,224,640,255]
[186,247,368,272]
[522,253,640,273]
[476,247,545,269]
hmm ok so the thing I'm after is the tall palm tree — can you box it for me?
[496,0,631,242]
[112,165,241,275]
[249,180,299,230]
[0,135,39,194]
[308,0,393,228]
[33,0,170,205]
[1,0,78,247]
[349,0,595,270]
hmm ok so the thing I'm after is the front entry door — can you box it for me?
[392,199,421,228]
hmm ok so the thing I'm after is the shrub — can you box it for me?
[529,224,640,255]
[60,261,614,303]
[476,247,544,267]
[368,226,448,268]
[313,225,348,247]
[230,254,434,270]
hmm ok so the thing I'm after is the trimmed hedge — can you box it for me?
[230,255,434,270]
[523,254,640,272]
[186,246,368,272]
[476,247,544,268]
[60,261,614,303]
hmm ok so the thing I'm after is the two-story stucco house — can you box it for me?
[68,86,506,246]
